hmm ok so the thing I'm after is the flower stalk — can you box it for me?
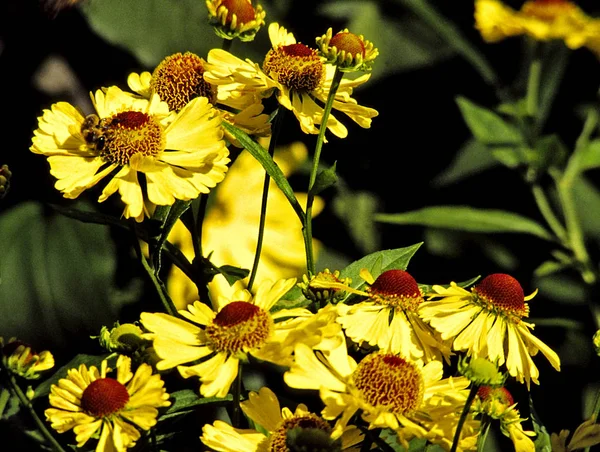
[304,67,344,275]
[450,383,479,452]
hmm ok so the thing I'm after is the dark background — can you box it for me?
[2,0,600,449]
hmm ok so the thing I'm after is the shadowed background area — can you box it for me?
[2,0,600,449]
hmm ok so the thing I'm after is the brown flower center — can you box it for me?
[151,52,216,111]
[352,353,424,415]
[368,269,423,311]
[330,32,365,58]
[263,43,325,92]
[221,0,256,25]
[521,0,576,21]
[81,377,130,417]
[205,301,273,354]
[472,273,528,318]
[83,111,165,166]
[268,414,332,452]
[477,386,514,406]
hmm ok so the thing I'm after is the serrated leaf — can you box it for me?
[456,96,524,145]
[339,244,423,292]
[310,161,337,196]
[33,354,111,400]
[374,206,554,241]
[159,389,232,421]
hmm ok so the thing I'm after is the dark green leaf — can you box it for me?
[374,206,554,241]
[33,354,111,400]
[0,389,20,420]
[319,1,455,81]
[159,389,232,420]
[572,176,600,241]
[271,285,311,313]
[432,139,499,187]
[310,161,338,196]
[456,96,523,145]
[332,189,381,254]
[339,243,423,292]
[394,0,498,87]
[222,122,305,223]
[217,265,250,286]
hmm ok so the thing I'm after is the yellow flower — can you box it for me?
[316,28,379,73]
[166,140,323,310]
[127,51,271,146]
[206,0,266,42]
[419,273,561,389]
[316,268,452,363]
[473,386,536,452]
[44,355,170,452]
[475,0,600,57]
[140,278,315,398]
[30,85,230,222]
[0,337,54,380]
[200,386,363,451]
[284,343,478,450]
[204,22,378,139]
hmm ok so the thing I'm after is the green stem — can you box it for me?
[247,108,285,291]
[531,183,568,243]
[476,415,492,452]
[526,43,541,124]
[0,387,10,418]
[231,362,243,428]
[556,109,599,284]
[584,387,600,452]
[5,374,66,452]
[450,384,479,452]
[131,227,178,316]
[190,195,211,304]
[304,67,344,275]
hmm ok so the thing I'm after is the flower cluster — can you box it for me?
[9,2,591,451]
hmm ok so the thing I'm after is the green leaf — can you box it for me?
[432,139,499,187]
[310,161,338,196]
[530,395,553,452]
[33,354,111,400]
[319,1,455,81]
[222,122,305,223]
[573,176,600,241]
[0,388,20,421]
[332,189,381,254]
[528,134,568,173]
[217,265,250,286]
[80,0,276,69]
[374,206,555,241]
[394,0,498,87]
[339,243,423,292]
[271,285,311,313]
[0,202,132,351]
[576,139,600,173]
[159,389,232,421]
[537,43,570,128]
[456,96,524,145]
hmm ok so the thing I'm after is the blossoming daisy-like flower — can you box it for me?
[30,85,230,222]
[44,355,170,452]
[284,343,479,450]
[419,273,561,388]
[474,0,600,57]
[206,0,266,42]
[0,337,54,380]
[140,278,316,398]
[314,268,452,363]
[166,140,323,310]
[473,386,536,452]
[204,22,378,139]
[127,51,271,146]
[201,386,363,451]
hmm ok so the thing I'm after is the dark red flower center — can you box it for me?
[477,386,514,406]
[213,301,260,327]
[330,32,365,57]
[81,377,129,417]
[221,0,256,25]
[472,274,526,313]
